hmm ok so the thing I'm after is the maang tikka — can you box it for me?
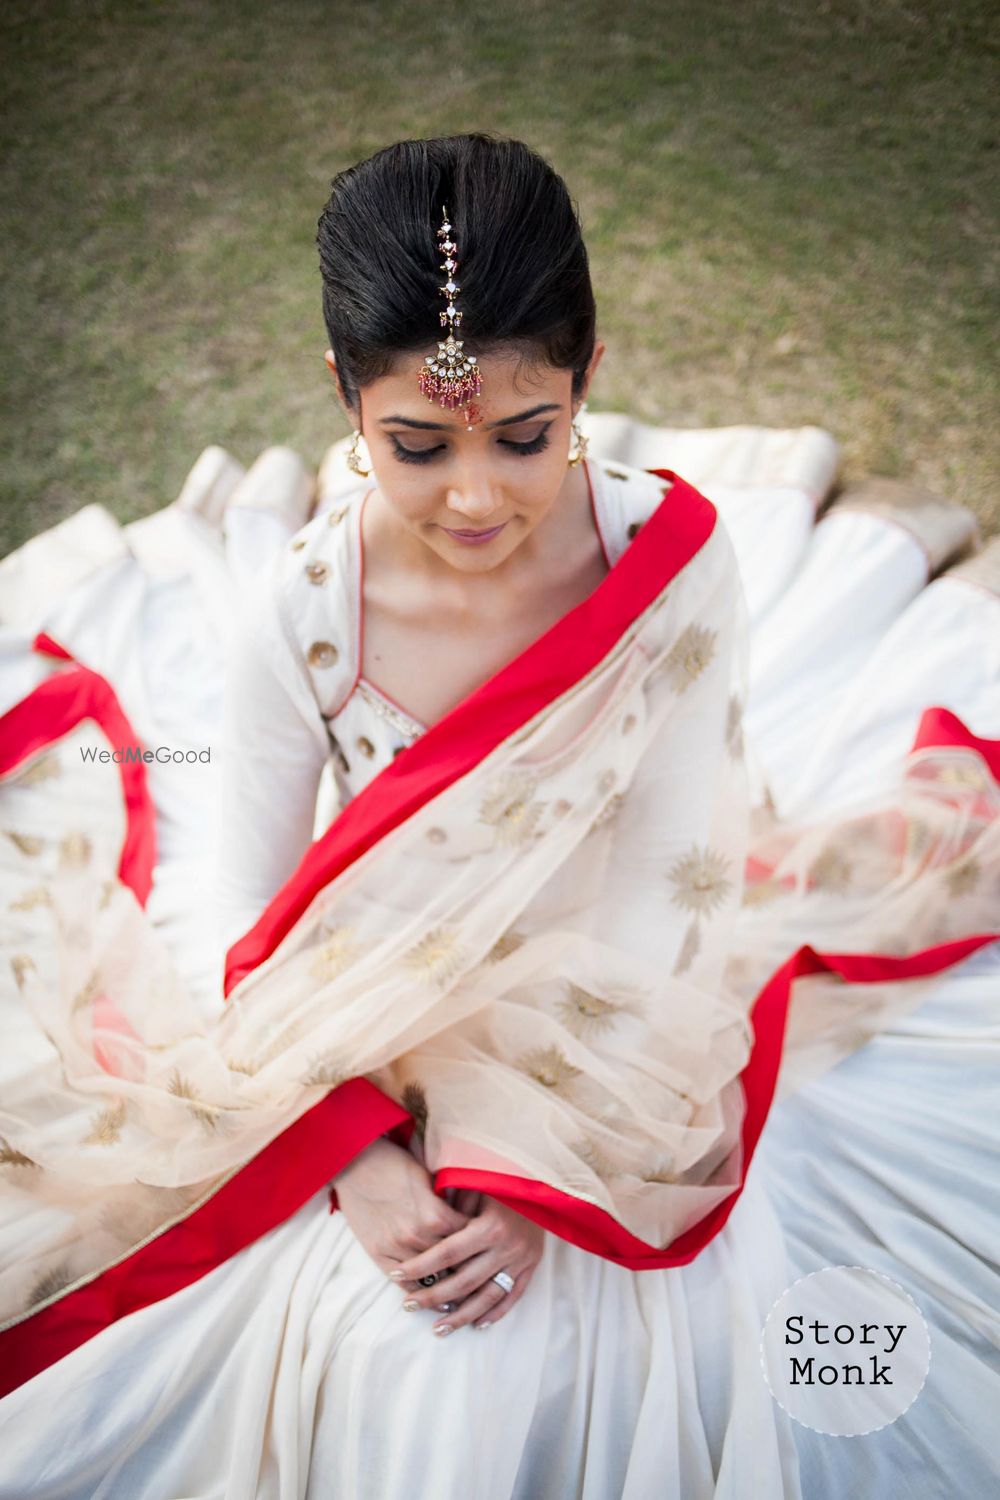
[416,205,483,427]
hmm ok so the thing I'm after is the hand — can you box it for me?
[331,1136,472,1285]
[388,1194,545,1336]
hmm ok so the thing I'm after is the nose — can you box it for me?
[443,462,505,524]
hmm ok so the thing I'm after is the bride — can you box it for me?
[0,132,997,1498]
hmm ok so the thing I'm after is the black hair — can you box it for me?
[315,133,596,414]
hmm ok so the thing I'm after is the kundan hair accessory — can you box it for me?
[416,204,483,427]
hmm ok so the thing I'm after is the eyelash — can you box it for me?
[389,426,552,465]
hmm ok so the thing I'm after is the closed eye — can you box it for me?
[388,423,553,465]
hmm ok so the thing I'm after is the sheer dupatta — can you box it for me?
[1,472,997,1397]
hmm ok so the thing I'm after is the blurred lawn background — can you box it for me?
[2,0,997,554]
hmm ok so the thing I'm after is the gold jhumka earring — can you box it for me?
[568,401,589,466]
[346,428,372,477]
[416,205,483,430]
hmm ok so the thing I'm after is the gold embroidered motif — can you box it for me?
[904,816,935,863]
[309,924,360,983]
[4,831,44,856]
[305,561,330,585]
[666,843,734,916]
[71,972,102,1013]
[83,1096,127,1145]
[640,1155,679,1184]
[401,1079,429,1138]
[554,983,642,1039]
[604,466,629,481]
[659,622,719,695]
[572,1134,626,1179]
[307,640,339,668]
[328,504,350,526]
[403,925,469,985]
[478,773,546,847]
[944,857,981,897]
[936,760,990,791]
[58,831,93,870]
[807,846,854,894]
[426,826,448,844]
[10,954,37,990]
[485,927,526,963]
[166,1069,221,1132]
[26,1262,75,1309]
[12,751,61,786]
[725,694,744,757]
[291,536,307,550]
[9,884,52,912]
[591,792,626,831]
[673,920,701,975]
[300,1051,349,1088]
[516,1043,583,1098]
[0,1136,37,1168]
[225,1056,260,1076]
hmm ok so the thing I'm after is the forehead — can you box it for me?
[364,347,570,425]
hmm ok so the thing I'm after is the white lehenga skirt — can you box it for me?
[0,419,998,1500]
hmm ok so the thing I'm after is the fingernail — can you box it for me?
[433,1323,453,1337]
[389,1270,406,1282]
[474,1321,492,1331]
[402,1300,420,1312]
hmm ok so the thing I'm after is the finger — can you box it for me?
[432,1266,535,1335]
[389,1219,489,1286]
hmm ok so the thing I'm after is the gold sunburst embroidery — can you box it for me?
[725,694,744,757]
[516,1044,583,1098]
[673,920,701,975]
[98,878,117,911]
[658,622,719,695]
[11,954,37,990]
[944,857,981,897]
[13,751,61,786]
[807,847,854,893]
[554,984,641,1039]
[478,774,546,847]
[299,1051,349,1088]
[58,831,93,869]
[83,1096,127,1145]
[0,1136,38,1168]
[9,884,52,912]
[666,843,733,916]
[226,1056,260,1076]
[4,830,45,856]
[309,924,360,983]
[26,1261,74,1309]
[166,1069,221,1132]
[71,971,102,1013]
[403,925,469,986]
[485,927,526,964]
[572,1135,626,1180]
[401,1080,429,1138]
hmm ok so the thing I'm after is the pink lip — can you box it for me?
[441,522,508,544]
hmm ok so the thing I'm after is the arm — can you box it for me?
[213,556,331,956]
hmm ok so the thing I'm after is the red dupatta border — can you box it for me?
[1,480,997,1397]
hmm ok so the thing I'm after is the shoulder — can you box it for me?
[267,482,369,719]
[588,456,718,564]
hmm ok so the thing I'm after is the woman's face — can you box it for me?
[324,340,605,576]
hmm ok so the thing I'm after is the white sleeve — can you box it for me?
[213,557,330,954]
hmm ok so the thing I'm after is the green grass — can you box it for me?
[2,0,997,554]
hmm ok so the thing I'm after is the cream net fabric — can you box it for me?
[1,505,997,1328]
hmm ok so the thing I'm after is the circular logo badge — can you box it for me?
[760,1266,931,1436]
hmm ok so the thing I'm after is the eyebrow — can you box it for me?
[378,402,562,431]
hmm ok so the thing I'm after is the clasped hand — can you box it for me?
[331,1134,545,1334]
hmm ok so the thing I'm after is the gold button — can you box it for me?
[305,561,330,585]
[291,536,307,551]
[426,827,447,844]
[357,735,375,758]
[307,640,339,667]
